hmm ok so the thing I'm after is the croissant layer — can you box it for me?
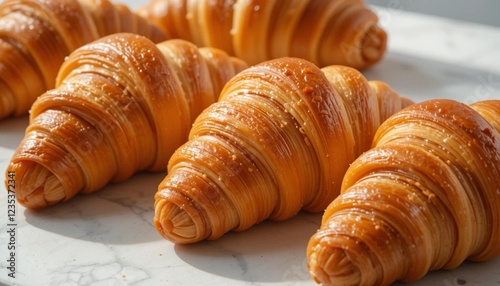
[154,57,412,244]
[0,0,166,119]
[137,0,387,68]
[6,33,247,209]
[307,99,500,286]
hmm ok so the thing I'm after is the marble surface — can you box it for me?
[1,2,500,286]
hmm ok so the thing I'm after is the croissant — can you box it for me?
[6,32,247,209]
[306,99,500,286]
[0,0,167,120]
[154,57,413,244]
[137,0,387,68]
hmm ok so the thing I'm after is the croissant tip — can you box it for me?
[154,197,203,244]
[360,25,388,67]
[8,161,65,209]
[308,244,362,286]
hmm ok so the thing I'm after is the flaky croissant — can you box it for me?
[0,0,166,120]
[154,57,413,244]
[6,33,247,209]
[137,0,387,68]
[307,99,500,286]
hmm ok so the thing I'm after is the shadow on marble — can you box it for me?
[175,213,500,286]
[391,256,500,286]
[0,114,29,150]
[23,171,166,244]
[174,211,322,284]
[362,51,500,104]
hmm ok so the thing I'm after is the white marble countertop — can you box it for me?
[1,2,500,286]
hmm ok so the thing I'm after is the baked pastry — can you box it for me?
[307,99,500,285]
[154,57,412,244]
[0,0,166,119]
[6,33,247,209]
[137,0,387,68]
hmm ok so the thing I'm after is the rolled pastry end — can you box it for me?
[154,190,209,244]
[8,161,66,209]
[360,24,387,66]
[319,7,388,70]
[307,244,362,286]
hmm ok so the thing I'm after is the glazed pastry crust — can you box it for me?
[137,0,387,68]
[154,57,412,244]
[307,99,500,286]
[6,33,247,209]
[0,0,166,119]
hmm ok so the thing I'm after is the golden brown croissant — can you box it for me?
[137,0,387,68]
[6,32,247,209]
[307,99,500,286]
[0,0,166,120]
[154,57,413,244]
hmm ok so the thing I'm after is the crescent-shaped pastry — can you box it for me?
[0,0,166,119]
[137,0,387,68]
[154,57,412,244]
[6,33,247,209]
[307,99,500,286]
